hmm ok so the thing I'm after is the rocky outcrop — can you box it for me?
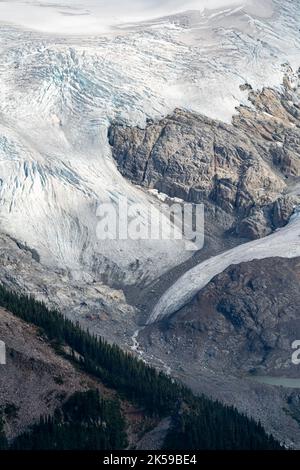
[141,257,300,376]
[272,196,296,228]
[109,70,300,239]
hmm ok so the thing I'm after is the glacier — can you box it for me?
[0,0,300,292]
[149,210,300,323]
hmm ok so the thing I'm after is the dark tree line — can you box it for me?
[0,284,282,450]
[0,415,8,450]
[163,399,281,450]
[12,390,127,450]
[0,284,182,415]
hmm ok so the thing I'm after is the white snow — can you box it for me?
[0,23,197,284]
[0,0,299,287]
[0,1,244,35]
[149,210,300,323]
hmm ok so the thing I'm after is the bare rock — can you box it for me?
[272,196,296,228]
[109,71,300,239]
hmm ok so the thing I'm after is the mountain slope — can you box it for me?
[0,0,300,452]
[0,285,281,450]
[138,256,300,448]
[109,72,300,323]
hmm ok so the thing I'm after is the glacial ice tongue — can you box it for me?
[0,22,197,284]
[149,211,300,323]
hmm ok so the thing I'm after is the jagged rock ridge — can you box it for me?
[109,70,300,240]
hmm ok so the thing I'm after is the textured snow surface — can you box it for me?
[0,0,299,285]
[150,211,300,323]
[0,1,244,34]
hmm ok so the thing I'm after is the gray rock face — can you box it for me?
[0,233,138,347]
[141,257,300,376]
[109,71,300,239]
[272,196,296,228]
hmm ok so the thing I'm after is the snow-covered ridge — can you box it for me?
[0,0,299,286]
[149,210,300,323]
[0,1,258,35]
